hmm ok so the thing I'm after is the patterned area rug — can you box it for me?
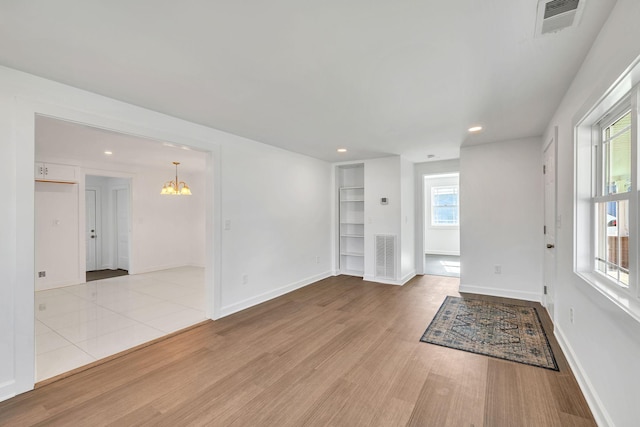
[420,296,558,371]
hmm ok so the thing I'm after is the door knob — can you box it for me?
[546,244,555,249]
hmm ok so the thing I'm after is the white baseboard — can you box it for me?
[458,284,541,303]
[219,271,333,318]
[425,251,460,256]
[555,326,613,427]
[131,263,196,275]
[363,275,395,285]
[363,271,416,286]
[0,380,16,403]
[35,276,85,291]
[399,271,416,285]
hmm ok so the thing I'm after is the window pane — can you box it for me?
[433,206,458,224]
[431,185,459,226]
[433,193,457,207]
[603,112,631,195]
[595,199,629,286]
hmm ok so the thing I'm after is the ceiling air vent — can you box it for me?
[535,0,585,37]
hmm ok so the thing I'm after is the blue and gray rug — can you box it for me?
[420,296,558,371]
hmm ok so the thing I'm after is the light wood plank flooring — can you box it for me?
[0,275,595,426]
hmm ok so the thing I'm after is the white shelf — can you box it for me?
[340,251,364,257]
[341,234,364,238]
[340,199,364,202]
[340,221,364,225]
[340,186,364,190]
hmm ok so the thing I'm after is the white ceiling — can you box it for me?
[35,115,208,173]
[1,1,617,163]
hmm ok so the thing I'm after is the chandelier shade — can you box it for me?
[161,162,192,195]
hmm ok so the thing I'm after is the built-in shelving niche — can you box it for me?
[337,164,364,276]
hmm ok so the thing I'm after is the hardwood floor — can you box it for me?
[0,275,596,426]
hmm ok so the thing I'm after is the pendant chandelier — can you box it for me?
[161,162,192,195]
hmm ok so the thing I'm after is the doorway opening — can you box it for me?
[423,173,460,277]
[85,175,132,281]
[34,115,210,383]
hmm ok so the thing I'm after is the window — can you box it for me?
[575,75,640,317]
[594,110,632,287]
[431,185,459,226]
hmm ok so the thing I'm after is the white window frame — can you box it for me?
[575,65,640,323]
[593,104,633,289]
[430,185,459,227]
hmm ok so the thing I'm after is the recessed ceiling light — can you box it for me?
[337,148,347,153]
[468,126,483,132]
[104,151,113,155]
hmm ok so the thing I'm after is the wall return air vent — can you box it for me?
[535,0,585,36]
[375,234,396,280]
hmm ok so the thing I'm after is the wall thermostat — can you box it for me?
[380,197,388,205]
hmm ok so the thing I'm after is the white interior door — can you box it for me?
[543,130,557,319]
[85,189,98,272]
[115,188,130,271]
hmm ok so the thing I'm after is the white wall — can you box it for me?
[542,1,640,425]
[423,174,460,256]
[459,137,543,302]
[360,156,415,284]
[0,65,333,401]
[218,140,332,315]
[130,167,205,274]
[400,157,415,281]
[414,159,460,274]
[35,182,80,290]
[363,157,401,281]
[0,91,15,397]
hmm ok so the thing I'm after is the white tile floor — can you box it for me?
[35,266,206,382]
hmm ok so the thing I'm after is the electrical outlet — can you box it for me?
[494,265,502,274]
[38,271,46,278]
[570,308,574,324]
[38,303,46,311]
[224,220,231,231]
[242,274,248,285]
